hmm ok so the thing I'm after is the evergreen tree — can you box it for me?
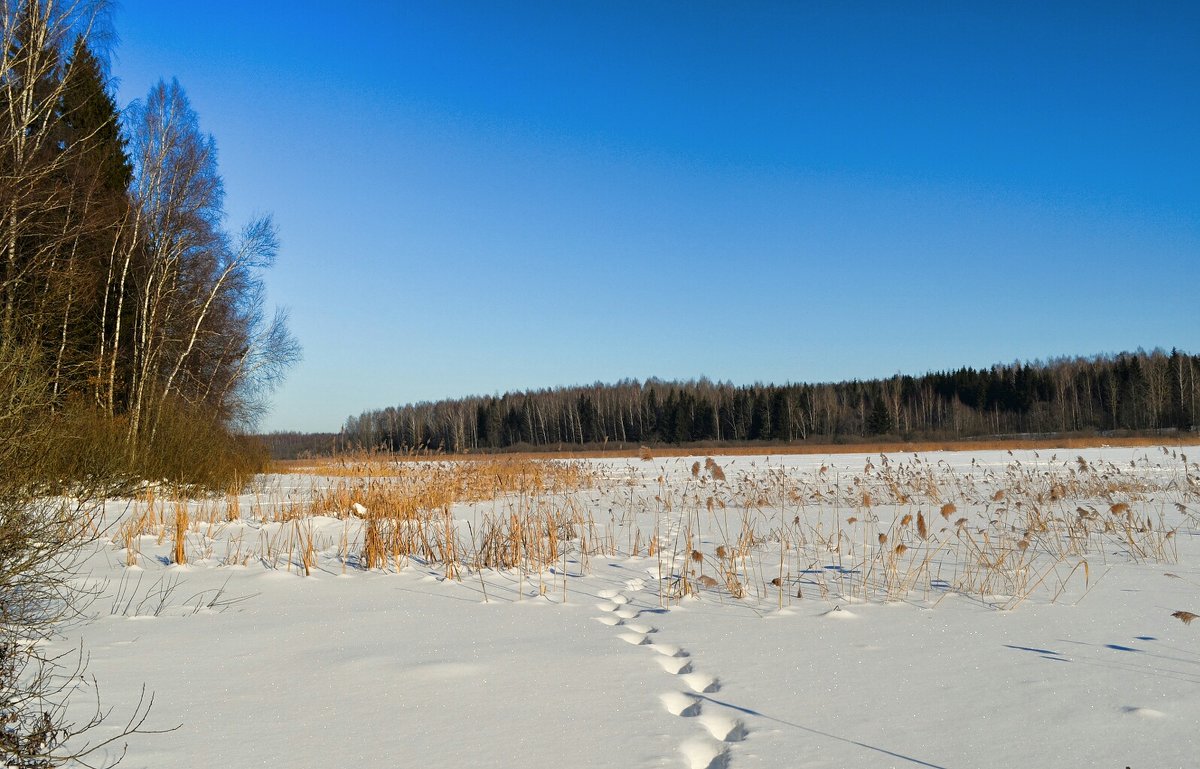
[866,399,894,435]
[50,37,135,404]
[61,38,132,193]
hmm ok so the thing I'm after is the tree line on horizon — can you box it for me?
[335,349,1199,454]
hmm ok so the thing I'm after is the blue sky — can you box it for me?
[107,2,1199,432]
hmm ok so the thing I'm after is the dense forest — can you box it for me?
[0,2,297,487]
[263,431,342,460]
[339,349,1199,453]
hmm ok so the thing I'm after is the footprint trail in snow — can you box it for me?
[592,578,747,769]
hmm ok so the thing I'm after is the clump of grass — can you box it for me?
[173,499,189,565]
[225,491,241,523]
[288,458,600,578]
[362,516,386,570]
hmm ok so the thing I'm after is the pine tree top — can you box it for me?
[62,36,132,193]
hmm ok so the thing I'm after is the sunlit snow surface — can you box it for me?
[58,446,1200,769]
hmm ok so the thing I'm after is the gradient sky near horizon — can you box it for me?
[107,2,1199,433]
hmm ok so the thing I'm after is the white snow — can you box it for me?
[51,445,1200,768]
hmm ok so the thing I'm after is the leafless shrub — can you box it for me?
[0,340,165,766]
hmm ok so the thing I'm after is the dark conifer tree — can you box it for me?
[866,399,894,435]
[61,38,132,193]
[50,37,135,404]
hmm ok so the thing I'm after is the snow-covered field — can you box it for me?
[56,445,1200,768]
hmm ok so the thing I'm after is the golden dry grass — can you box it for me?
[299,458,595,519]
[116,444,1199,609]
[286,458,601,574]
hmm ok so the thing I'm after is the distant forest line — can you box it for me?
[265,349,1200,458]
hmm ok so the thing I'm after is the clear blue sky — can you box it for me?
[108,1,1200,433]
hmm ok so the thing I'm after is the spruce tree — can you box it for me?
[61,37,132,193]
[866,399,894,435]
[49,37,134,405]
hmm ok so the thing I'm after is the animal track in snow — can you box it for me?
[655,655,693,675]
[622,621,655,634]
[659,691,702,717]
[697,713,746,742]
[680,737,730,769]
[648,642,688,658]
[592,587,746,768]
[680,671,719,693]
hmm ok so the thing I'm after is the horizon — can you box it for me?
[279,345,1196,437]
[109,3,1200,432]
